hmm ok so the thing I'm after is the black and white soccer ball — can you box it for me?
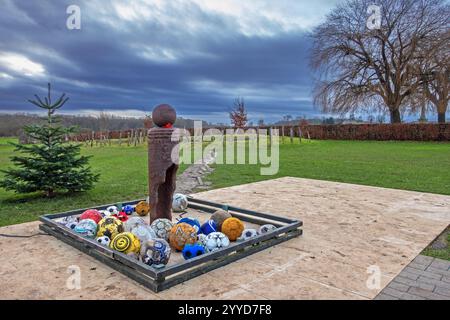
[258,224,277,235]
[202,232,230,252]
[106,206,119,215]
[96,236,111,247]
[237,228,258,242]
[99,210,111,217]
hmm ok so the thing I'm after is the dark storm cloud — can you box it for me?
[0,0,334,122]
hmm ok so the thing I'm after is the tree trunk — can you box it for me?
[438,112,446,123]
[46,189,55,198]
[389,109,401,123]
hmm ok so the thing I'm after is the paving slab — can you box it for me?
[1,177,450,300]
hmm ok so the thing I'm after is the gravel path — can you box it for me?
[175,150,216,195]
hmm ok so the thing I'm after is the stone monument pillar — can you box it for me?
[148,104,179,223]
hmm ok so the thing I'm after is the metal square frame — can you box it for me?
[39,196,303,292]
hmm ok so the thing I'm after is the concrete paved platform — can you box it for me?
[1,177,449,300]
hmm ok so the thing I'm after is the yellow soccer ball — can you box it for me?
[135,201,151,216]
[97,216,124,240]
[110,232,141,255]
[221,217,245,241]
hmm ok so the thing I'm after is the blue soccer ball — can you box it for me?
[123,205,135,215]
[182,243,206,260]
[178,217,201,234]
[200,220,217,235]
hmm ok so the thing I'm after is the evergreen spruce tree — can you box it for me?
[0,83,99,197]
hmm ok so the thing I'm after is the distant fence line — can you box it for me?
[67,123,450,146]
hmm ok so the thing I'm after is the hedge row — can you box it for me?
[302,123,450,141]
[70,123,450,142]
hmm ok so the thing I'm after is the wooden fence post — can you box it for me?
[290,127,294,144]
[298,126,302,143]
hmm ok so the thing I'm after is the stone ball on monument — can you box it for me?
[152,104,176,128]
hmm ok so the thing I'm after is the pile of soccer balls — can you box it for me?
[57,193,277,267]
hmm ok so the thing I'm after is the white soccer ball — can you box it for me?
[96,236,111,247]
[258,224,277,235]
[202,232,230,252]
[124,217,147,232]
[237,229,258,242]
[172,193,188,212]
[106,206,119,215]
[150,218,174,241]
[131,225,156,244]
[99,210,111,217]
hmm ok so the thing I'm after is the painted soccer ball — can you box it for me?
[182,243,206,260]
[258,224,277,235]
[178,217,200,233]
[237,229,258,242]
[74,219,98,238]
[150,218,173,241]
[80,209,103,224]
[122,205,135,215]
[221,217,245,241]
[97,216,124,240]
[197,233,207,244]
[130,225,156,244]
[202,232,230,252]
[113,211,129,222]
[58,215,79,226]
[135,201,150,216]
[211,210,232,231]
[124,217,147,232]
[106,206,119,215]
[140,238,171,266]
[168,222,197,251]
[200,220,217,235]
[172,193,188,212]
[96,236,111,247]
[110,232,141,255]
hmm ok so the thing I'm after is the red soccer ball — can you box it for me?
[113,211,129,222]
[79,209,102,224]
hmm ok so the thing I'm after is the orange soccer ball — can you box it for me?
[221,217,245,241]
[168,222,197,251]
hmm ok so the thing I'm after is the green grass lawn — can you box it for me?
[421,227,450,261]
[207,139,450,196]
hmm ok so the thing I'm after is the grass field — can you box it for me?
[208,139,450,195]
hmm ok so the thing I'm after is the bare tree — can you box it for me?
[98,111,112,131]
[414,30,450,123]
[311,0,449,123]
[230,97,248,128]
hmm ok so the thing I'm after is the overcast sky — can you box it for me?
[0,0,342,123]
